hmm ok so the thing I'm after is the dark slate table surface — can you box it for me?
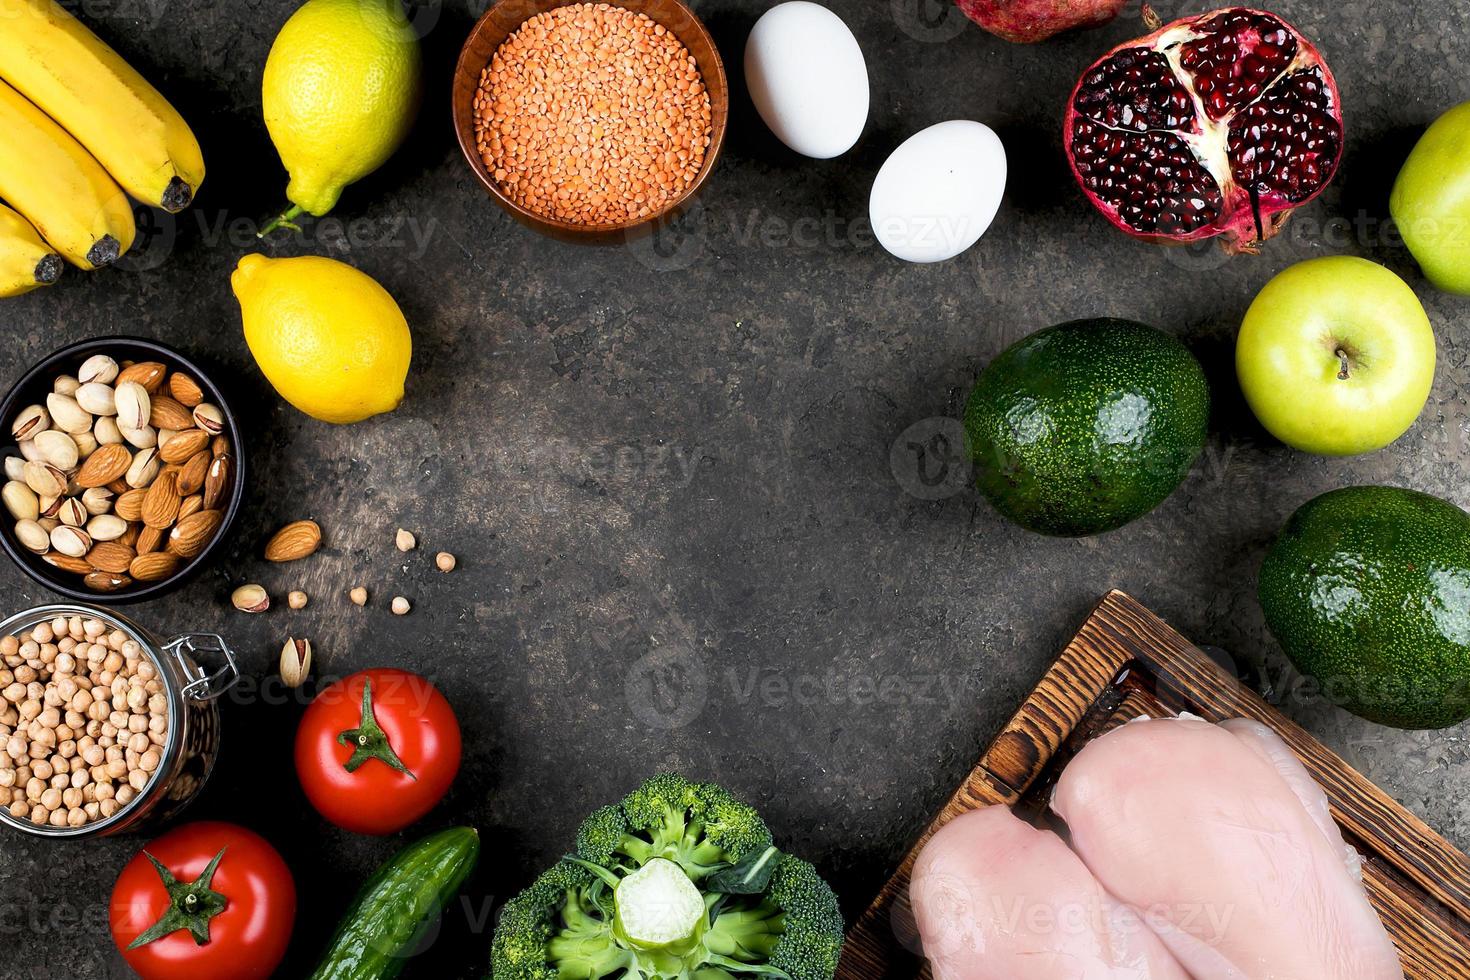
[1,0,1468,975]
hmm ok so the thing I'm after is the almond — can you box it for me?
[114,488,148,522]
[117,361,166,393]
[264,519,320,562]
[136,524,164,555]
[169,509,223,559]
[149,395,194,432]
[179,494,203,520]
[142,471,181,529]
[85,541,135,574]
[106,477,131,495]
[177,450,209,495]
[83,571,131,592]
[42,552,92,575]
[76,443,131,488]
[169,373,204,407]
[129,551,180,582]
[203,455,231,511]
[159,428,209,464]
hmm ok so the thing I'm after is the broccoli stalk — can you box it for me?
[490,774,844,980]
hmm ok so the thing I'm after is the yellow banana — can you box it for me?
[0,78,135,269]
[0,202,62,297]
[0,0,204,212]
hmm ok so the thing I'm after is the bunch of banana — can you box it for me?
[0,0,204,288]
[0,203,62,297]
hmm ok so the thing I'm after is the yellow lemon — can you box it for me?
[260,0,421,232]
[232,253,411,424]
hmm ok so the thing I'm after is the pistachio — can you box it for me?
[113,382,150,432]
[93,416,123,446]
[231,584,270,613]
[74,382,117,417]
[32,430,79,470]
[45,393,91,434]
[2,481,38,521]
[288,590,308,610]
[13,519,49,554]
[72,430,97,460]
[16,439,41,462]
[3,457,25,482]
[77,354,119,385]
[350,586,368,606]
[38,495,60,519]
[52,375,80,397]
[192,403,225,435]
[86,514,128,542]
[22,460,66,498]
[120,424,158,449]
[124,447,159,489]
[57,498,86,528]
[436,551,457,573]
[279,637,312,688]
[49,525,91,559]
[80,487,112,517]
[391,596,411,616]
[395,528,416,552]
[10,405,48,441]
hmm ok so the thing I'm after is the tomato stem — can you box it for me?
[337,678,417,779]
[127,847,230,949]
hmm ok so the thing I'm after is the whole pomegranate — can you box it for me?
[1064,7,1343,253]
[957,0,1126,43]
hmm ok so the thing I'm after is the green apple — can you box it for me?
[1236,256,1435,456]
[1391,101,1470,294]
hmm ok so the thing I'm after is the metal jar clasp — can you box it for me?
[164,632,241,702]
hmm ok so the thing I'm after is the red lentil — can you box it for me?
[473,2,713,227]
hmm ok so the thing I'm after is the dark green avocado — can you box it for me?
[1259,485,1470,730]
[962,318,1210,536]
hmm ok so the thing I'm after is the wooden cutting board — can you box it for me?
[838,590,1470,980]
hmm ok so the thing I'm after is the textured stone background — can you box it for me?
[0,0,1468,975]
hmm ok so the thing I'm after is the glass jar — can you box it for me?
[0,603,239,839]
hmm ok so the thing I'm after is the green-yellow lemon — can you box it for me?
[261,0,421,226]
[232,253,411,424]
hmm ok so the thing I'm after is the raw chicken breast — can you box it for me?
[1053,716,1403,980]
[1220,717,1363,879]
[910,805,1191,980]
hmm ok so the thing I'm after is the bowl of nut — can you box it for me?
[0,604,238,837]
[0,338,245,603]
[451,0,729,243]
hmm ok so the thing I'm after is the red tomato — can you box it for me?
[109,821,295,980]
[294,667,461,835]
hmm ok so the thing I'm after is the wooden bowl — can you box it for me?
[451,0,728,244]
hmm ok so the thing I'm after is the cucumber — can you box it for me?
[309,826,480,980]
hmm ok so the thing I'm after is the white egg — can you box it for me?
[869,121,1008,264]
[744,1,869,159]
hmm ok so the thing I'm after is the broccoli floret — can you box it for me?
[489,775,844,980]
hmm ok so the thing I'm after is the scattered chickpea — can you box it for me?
[350,587,368,607]
[288,590,308,610]
[391,596,411,616]
[395,528,416,552]
[436,552,457,573]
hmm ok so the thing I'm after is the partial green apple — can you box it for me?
[1236,256,1434,456]
[1391,101,1470,294]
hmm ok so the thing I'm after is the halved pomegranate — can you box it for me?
[1064,7,1343,253]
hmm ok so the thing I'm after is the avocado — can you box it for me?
[962,318,1210,536]
[1259,486,1470,730]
